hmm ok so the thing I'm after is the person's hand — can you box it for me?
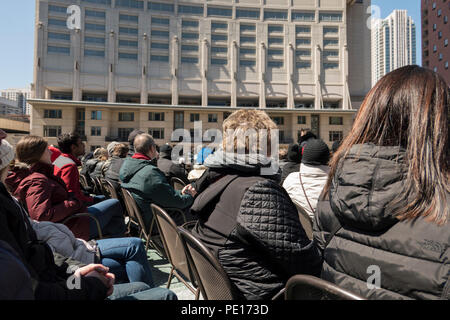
[75,264,115,296]
[182,184,197,197]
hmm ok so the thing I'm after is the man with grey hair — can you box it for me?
[120,134,196,229]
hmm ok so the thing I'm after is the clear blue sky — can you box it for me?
[0,0,422,90]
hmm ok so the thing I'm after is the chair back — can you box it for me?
[103,179,119,200]
[121,188,147,233]
[177,226,238,300]
[295,204,313,240]
[285,275,365,300]
[170,177,186,191]
[79,174,90,191]
[151,204,196,285]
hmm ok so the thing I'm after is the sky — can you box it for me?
[0,0,422,91]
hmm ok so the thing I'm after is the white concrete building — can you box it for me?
[0,87,32,115]
[371,10,416,86]
[30,0,372,150]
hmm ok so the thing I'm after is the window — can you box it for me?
[120,27,138,35]
[296,38,311,46]
[48,45,70,55]
[91,127,102,136]
[236,9,260,20]
[319,12,343,22]
[211,34,227,42]
[445,61,449,69]
[48,19,66,28]
[85,10,106,19]
[85,23,105,32]
[329,131,343,142]
[118,128,134,141]
[84,49,105,57]
[82,0,111,5]
[116,0,144,9]
[272,117,284,125]
[148,112,165,121]
[324,39,339,46]
[445,39,448,47]
[240,36,256,44]
[268,61,283,68]
[296,49,311,57]
[90,145,102,152]
[292,12,315,21]
[208,7,232,18]
[296,26,311,34]
[151,17,169,25]
[48,32,70,41]
[150,55,169,62]
[48,5,67,14]
[268,49,283,56]
[438,31,442,39]
[119,40,138,48]
[44,109,62,119]
[439,53,443,61]
[51,92,72,100]
[329,117,343,125]
[44,126,62,137]
[433,23,437,31]
[119,14,138,23]
[118,112,134,121]
[240,48,256,55]
[190,113,200,122]
[268,25,284,34]
[182,20,199,28]
[323,27,339,35]
[264,10,288,21]
[211,47,227,54]
[181,57,198,64]
[151,30,169,38]
[148,128,165,139]
[211,59,227,65]
[208,114,218,123]
[296,61,311,69]
[85,36,105,45]
[148,2,174,13]
[323,102,340,109]
[268,37,283,45]
[240,24,256,32]
[438,9,442,17]
[240,60,256,67]
[91,111,102,120]
[223,112,231,120]
[178,5,204,15]
[323,50,339,58]
[182,32,199,40]
[434,44,437,52]
[297,116,306,124]
[151,42,169,50]
[211,22,228,31]
[295,101,313,108]
[119,52,138,60]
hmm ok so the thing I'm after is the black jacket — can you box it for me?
[157,156,189,185]
[314,144,450,300]
[0,182,108,300]
[191,165,321,300]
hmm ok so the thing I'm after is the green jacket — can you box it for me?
[120,157,193,228]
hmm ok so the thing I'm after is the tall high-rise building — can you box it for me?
[0,97,23,116]
[0,87,32,115]
[422,0,449,84]
[371,10,416,86]
[30,0,372,151]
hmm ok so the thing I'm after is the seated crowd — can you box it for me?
[0,65,448,300]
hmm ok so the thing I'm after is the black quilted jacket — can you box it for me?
[314,144,450,300]
[191,167,321,300]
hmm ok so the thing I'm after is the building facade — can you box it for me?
[0,87,32,115]
[371,10,416,86]
[422,0,449,84]
[30,0,372,151]
[0,97,23,116]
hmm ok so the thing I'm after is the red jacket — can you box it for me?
[5,162,90,240]
[53,153,93,204]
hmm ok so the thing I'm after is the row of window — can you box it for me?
[50,3,343,22]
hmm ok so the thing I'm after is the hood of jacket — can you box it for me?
[203,149,281,180]
[329,144,408,232]
[5,163,31,194]
[119,157,154,184]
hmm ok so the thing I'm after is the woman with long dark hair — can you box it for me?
[314,65,449,300]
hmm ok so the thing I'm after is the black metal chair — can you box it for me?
[62,213,103,240]
[285,275,365,300]
[177,226,239,300]
[151,204,200,299]
[102,179,119,200]
[170,177,186,191]
[79,174,90,192]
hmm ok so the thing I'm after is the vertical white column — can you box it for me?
[73,28,82,101]
[259,42,266,108]
[171,36,179,105]
[108,30,116,103]
[141,33,148,104]
[230,40,237,107]
[287,42,295,109]
[314,44,322,110]
[201,38,208,107]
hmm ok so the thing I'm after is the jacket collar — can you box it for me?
[132,153,152,161]
[30,162,54,177]
[61,153,82,166]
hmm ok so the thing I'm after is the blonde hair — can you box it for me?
[222,109,277,154]
[94,148,108,161]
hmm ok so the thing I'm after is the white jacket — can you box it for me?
[30,219,98,264]
[282,164,330,220]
